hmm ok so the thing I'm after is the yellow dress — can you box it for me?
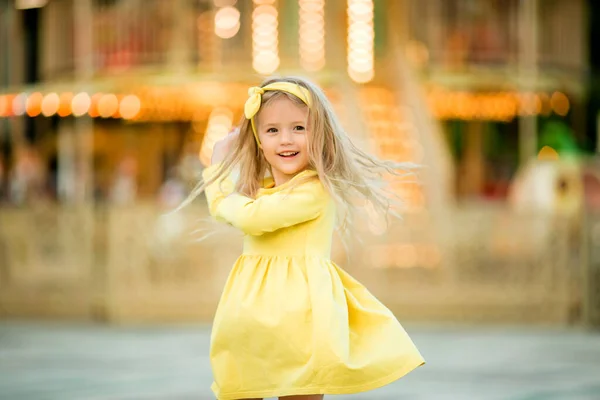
[203,165,424,400]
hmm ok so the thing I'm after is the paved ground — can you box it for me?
[0,321,599,400]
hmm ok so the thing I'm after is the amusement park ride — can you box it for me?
[0,0,598,326]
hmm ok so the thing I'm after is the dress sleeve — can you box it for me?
[203,167,326,236]
[202,164,236,219]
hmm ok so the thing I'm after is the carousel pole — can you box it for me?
[0,2,9,155]
[45,0,76,203]
[73,0,98,318]
[7,2,26,152]
[0,3,9,200]
[168,0,192,74]
[73,0,94,204]
[518,0,539,165]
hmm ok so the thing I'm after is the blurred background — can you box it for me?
[1,0,600,399]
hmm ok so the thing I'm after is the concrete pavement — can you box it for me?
[0,322,599,400]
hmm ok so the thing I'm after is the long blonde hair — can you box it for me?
[181,76,415,232]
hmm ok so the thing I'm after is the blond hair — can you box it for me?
[181,76,415,233]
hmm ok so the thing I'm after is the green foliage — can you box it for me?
[538,119,580,155]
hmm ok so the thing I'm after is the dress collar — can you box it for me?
[259,169,318,194]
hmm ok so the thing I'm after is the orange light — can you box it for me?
[88,93,103,117]
[551,91,570,116]
[72,92,91,117]
[12,93,27,116]
[41,93,60,117]
[119,95,141,120]
[214,6,241,39]
[538,145,559,161]
[252,2,280,74]
[0,95,9,117]
[299,0,325,71]
[199,107,234,166]
[97,94,119,118]
[58,93,73,117]
[25,92,43,117]
[347,0,374,83]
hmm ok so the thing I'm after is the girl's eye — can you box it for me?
[267,128,278,133]
[294,126,305,131]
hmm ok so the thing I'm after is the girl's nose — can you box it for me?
[280,129,294,144]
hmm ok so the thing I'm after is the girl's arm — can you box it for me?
[203,166,325,236]
[202,164,236,219]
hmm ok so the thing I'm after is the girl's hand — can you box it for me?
[211,128,240,165]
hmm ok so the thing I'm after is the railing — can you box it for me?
[405,0,586,77]
[0,203,590,325]
[40,0,254,80]
[33,0,588,83]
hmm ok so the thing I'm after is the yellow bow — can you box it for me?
[244,82,312,148]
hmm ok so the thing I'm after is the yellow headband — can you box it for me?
[244,82,312,148]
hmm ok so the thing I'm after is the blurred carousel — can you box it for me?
[0,0,595,326]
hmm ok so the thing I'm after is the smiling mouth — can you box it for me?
[278,151,299,158]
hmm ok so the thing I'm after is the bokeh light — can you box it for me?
[347,0,374,83]
[214,6,240,39]
[0,95,9,117]
[551,91,570,116]
[12,93,27,116]
[57,92,73,117]
[252,1,279,75]
[538,145,560,161]
[199,107,234,166]
[88,93,103,118]
[41,93,60,117]
[25,92,43,117]
[299,0,325,71]
[98,94,119,118]
[119,95,142,120]
[72,92,92,117]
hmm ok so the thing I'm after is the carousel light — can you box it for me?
[12,93,27,116]
[551,91,570,116]
[214,6,241,39]
[119,95,142,120]
[97,94,119,118]
[252,2,279,74]
[57,93,73,117]
[347,0,374,83]
[539,92,552,116]
[0,95,8,117]
[71,92,91,117]
[25,92,43,117]
[199,107,234,166]
[423,90,563,121]
[41,93,60,117]
[88,93,103,118]
[356,87,426,212]
[299,0,325,71]
[518,92,537,116]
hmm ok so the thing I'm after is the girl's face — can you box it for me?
[257,96,310,186]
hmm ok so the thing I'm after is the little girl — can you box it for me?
[196,77,424,400]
